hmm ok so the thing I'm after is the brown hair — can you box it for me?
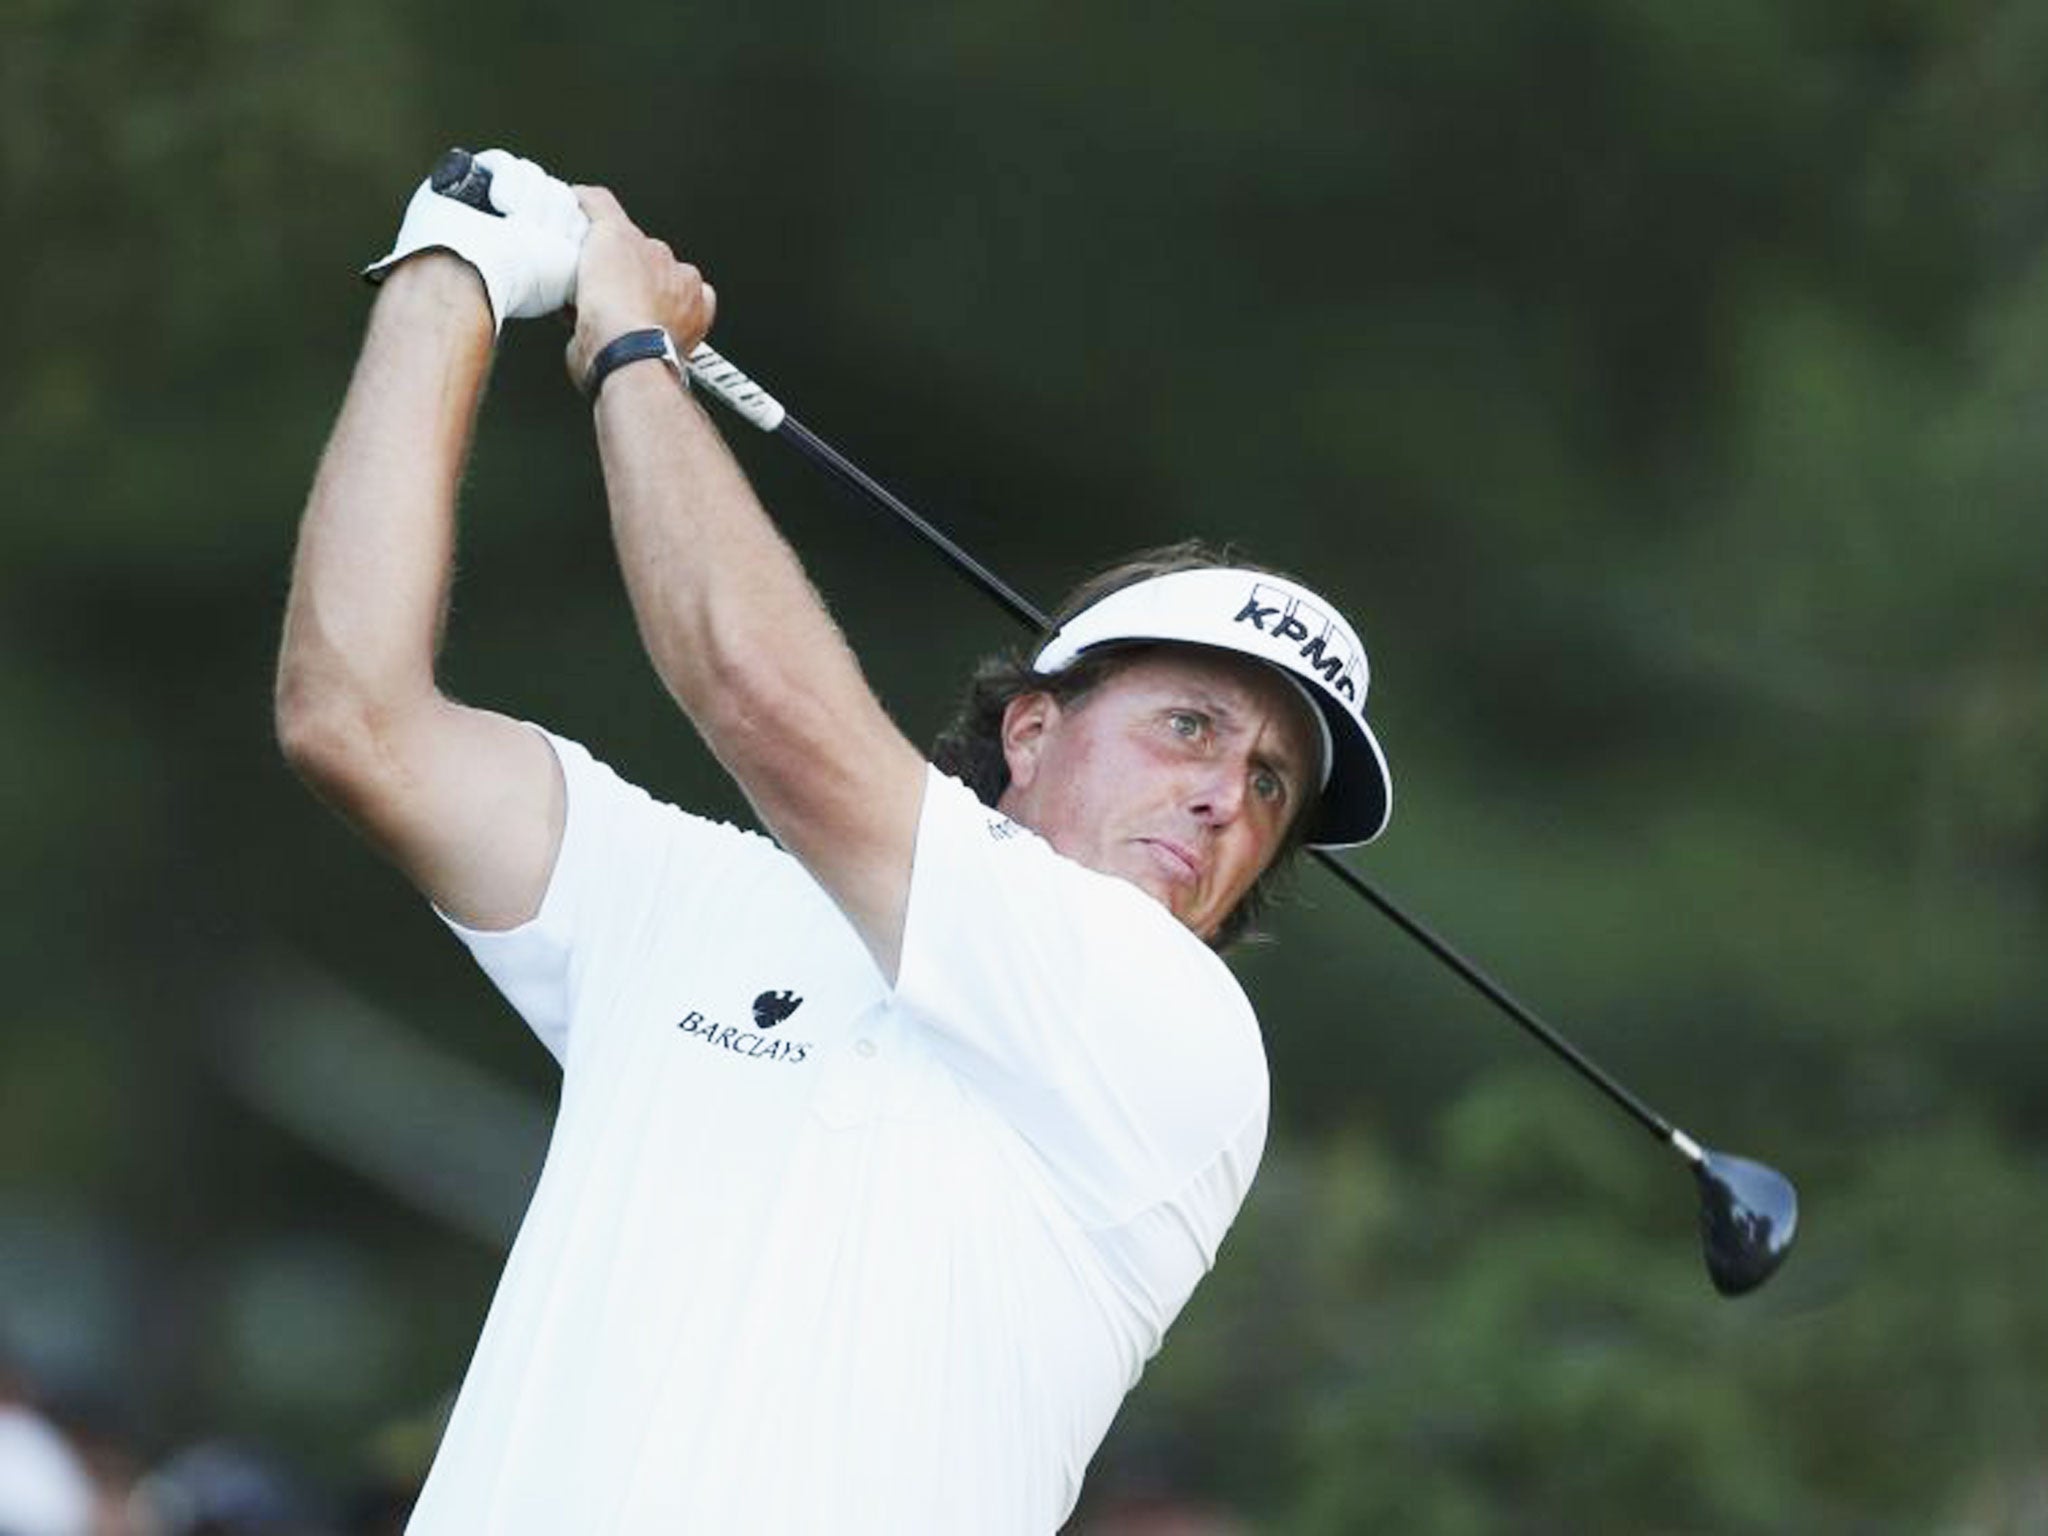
[929,539,1312,949]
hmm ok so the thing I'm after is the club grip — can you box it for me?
[685,343,787,432]
[430,148,496,214]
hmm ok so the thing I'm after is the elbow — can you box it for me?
[274,670,358,791]
[273,665,402,802]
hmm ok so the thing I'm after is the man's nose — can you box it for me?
[1185,761,1247,823]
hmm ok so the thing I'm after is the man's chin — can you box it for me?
[1138,876,1210,936]
[1091,854,1213,933]
[1112,865,1181,914]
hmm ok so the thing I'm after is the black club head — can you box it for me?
[1694,1149,1799,1296]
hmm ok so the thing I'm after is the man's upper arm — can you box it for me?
[293,697,566,932]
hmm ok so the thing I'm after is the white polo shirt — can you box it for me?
[407,731,1269,1535]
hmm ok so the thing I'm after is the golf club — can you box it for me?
[428,149,1799,1296]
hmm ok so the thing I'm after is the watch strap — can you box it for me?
[583,327,686,399]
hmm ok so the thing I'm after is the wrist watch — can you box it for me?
[583,327,687,399]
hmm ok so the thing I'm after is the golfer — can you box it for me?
[275,150,1391,1534]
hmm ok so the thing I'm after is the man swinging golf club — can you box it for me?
[275,148,1391,1534]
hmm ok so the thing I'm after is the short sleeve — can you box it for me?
[440,728,770,1064]
[893,768,1269,1229]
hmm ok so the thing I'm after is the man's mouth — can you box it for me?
[1139,837,1201,885]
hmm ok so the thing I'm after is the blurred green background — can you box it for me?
[5,0,2046,1529]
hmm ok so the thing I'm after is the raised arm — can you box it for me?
[274,253,563,930]
[566,189,927,977]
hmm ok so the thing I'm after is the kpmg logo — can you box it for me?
[678,988,812,1064]
[1232,582,1364,706]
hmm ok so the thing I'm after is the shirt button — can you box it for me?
[855,1038,877,1059]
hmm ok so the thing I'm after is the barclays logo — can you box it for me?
[678,1000,812,1065]
[752,989,803,1029]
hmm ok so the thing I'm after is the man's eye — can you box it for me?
[1167,711,1208,740]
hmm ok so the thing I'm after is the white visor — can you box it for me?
[1031,567,1392,847]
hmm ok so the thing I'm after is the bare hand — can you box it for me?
[565,187,718,386]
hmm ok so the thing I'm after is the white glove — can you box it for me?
[363,149,590,331]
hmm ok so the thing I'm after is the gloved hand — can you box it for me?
[363,149,589,332]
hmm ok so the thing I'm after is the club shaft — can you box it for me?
[1305,849,1677,1145]
[684,343,1686,1153]
[777,418,1048,631]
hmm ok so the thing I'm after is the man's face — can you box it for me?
[995,647,1321,943]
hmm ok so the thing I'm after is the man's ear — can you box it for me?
[999,692,1058,792]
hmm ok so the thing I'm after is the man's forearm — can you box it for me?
[594,359,910,828]
[592,357,924,972]
[277,257,494,733]
[593,366,864,748]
